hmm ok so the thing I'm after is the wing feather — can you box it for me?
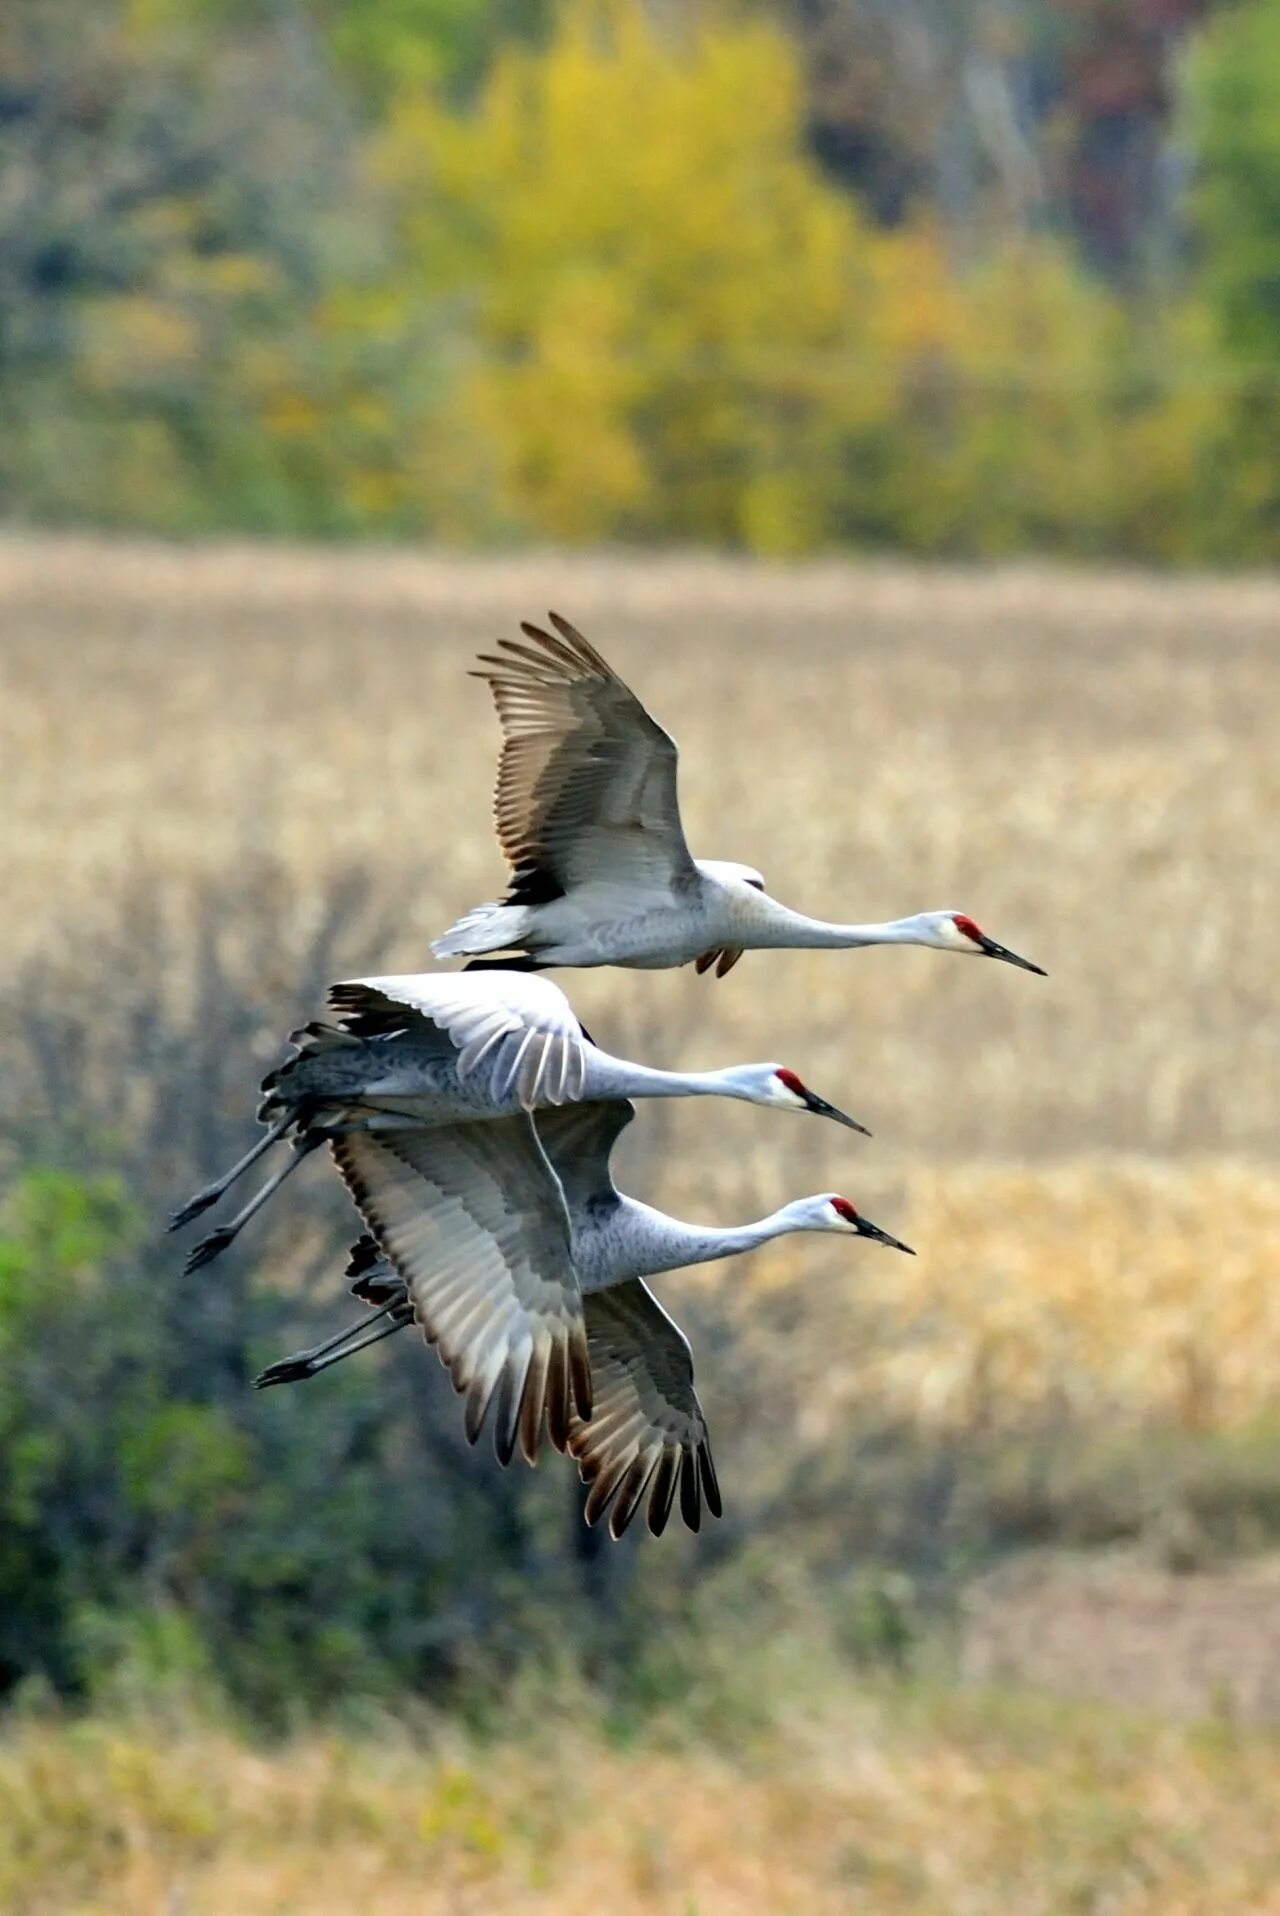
[535,1099,635,1214]
[473,615,697,897]
[331,1114,590,1464]
[569,1280,718,1539]
[328,971,588,1111]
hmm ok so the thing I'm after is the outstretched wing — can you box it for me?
[534,1098,635,1213]
[332,1114,591,1464]
[569,1281,720,1540]
[327,970,588,1107]
[473,613,698,901]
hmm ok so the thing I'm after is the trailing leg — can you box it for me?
[183,1134,322,1272]
[169,1115,295,1231]
[255,1300,413,1387]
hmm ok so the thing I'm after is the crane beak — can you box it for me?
[799,1087,872,1137]
[976,932,1047,977]
[854,1214,915,1254]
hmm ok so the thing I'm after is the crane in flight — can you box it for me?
[169,968,868,1271]
[254,1098,913,1539]
[431,614,1046,981]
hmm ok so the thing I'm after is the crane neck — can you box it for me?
[627,1199,818,1279]
[583,1054,754,1103]
[745,895,929,951]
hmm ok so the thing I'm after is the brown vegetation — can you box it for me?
[6,1679,1280,1916]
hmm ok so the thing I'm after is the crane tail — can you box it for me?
[431,901,533,961]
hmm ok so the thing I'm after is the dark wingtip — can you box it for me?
[461,955,543,974]
[570,1336,593,1423]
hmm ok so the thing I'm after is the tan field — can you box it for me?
[4,534,1275,1160]
[7,1680,1280,1916]
[3,536,1279,1913]
[3,534,1276,1386]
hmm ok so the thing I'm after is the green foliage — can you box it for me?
[323,0,551,105]
[0,865,700,1727]
[1183,0,1280,552]
[1187,0,1280,364]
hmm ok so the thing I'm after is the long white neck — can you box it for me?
[615,1196,820,1281]
[738,892,931,952]
[583,1054,763,1104]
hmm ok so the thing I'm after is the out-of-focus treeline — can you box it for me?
[3,0,1279,560]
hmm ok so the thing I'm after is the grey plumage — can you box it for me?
[431,615,1045,978]
[256,1097,913,1539]
[170,969,868,1270]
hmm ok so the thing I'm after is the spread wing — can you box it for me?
[473,613,697,901]
[327,970,588,1107]
[569,1281,720,1540]
[534,1098,635,1213]
[331,1114,591,1464]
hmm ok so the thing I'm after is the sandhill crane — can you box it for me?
[431,615,1046,981]
[255,1098,913,1538]
[169,968,868,1271]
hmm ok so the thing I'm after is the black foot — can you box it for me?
[255,1355,316,1388]
[168,1187,220,1232]
[184,1226,237,1274]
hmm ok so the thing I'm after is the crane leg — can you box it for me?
[169,1115,295,1231]
[182,1135,321,1273]
[255,1302,413,1387]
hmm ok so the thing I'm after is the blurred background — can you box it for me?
[2,3,1280,1912]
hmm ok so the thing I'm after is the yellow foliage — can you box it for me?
[357,0,1224,556]
[376,0,884,549]
[746,1162,1280,1442]
[33,1,1252,554]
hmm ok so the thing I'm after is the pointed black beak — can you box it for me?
[855,1214,915,1254]
[801,1087,872,1137]
[977,933,1047,977]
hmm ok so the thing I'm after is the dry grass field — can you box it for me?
[3,534,1276,1379]
[7,1680,1280,1916]
[3,535,1279,1913]
[3,533,1274,1164]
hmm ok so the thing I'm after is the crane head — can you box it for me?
[766,1066,871,1134]
[915,911,1047,975]
[822,1196,915,1252]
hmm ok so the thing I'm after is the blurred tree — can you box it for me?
[375,0,891,550]
[781,0,1214,279]
[367,0,1220,556]
[1184,0,1280,551]
[0,863,671,1720]
[0,0,1271,555]
[0,0,453,533]
[318,0,552,104]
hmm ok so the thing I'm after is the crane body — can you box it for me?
[431,615,1045,981]
[169,968,866,1269]
[258,1098,913,1538]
